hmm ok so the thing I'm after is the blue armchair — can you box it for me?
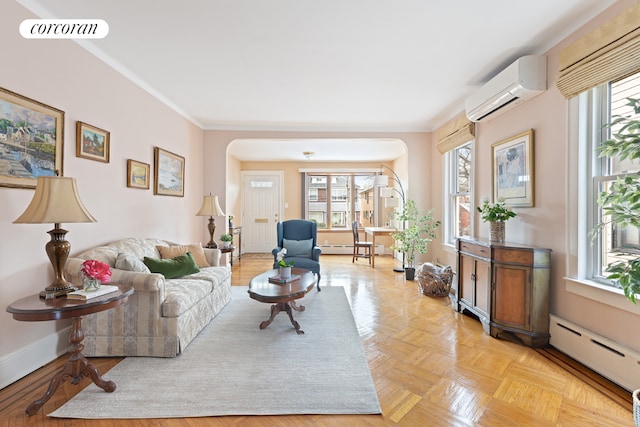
[272,219,322,291]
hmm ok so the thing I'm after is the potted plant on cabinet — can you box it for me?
[476,197,516,243]
[219,233,233,248]
[391,199,440,280]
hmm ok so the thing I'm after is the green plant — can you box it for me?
[220,233,233,242]
[476,197,516,222]
[390,199,440,267]
[595,97,640,303]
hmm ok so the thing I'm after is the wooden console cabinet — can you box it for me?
[455,237,551,347]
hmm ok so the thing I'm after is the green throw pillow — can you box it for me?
[283,238,313,257]
[143,252,200,279]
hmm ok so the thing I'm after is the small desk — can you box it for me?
[6,285,133,415]
[364,227,395,268]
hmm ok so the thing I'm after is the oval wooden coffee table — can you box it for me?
[248,268,317,334]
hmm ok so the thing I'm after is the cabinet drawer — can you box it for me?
[459,241,490,258]
[493,248,533,264]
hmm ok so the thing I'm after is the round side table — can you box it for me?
[6,284,133,415]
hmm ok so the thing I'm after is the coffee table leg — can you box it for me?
[290,300,305,312]
[26,316,116,415]
[259,303,304,334]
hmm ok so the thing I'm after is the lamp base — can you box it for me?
[205,242,218,249]
[40,225,77,299]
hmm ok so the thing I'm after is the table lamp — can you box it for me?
[14,176,97,299]
[196,194,225,248]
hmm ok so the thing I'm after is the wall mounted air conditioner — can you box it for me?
[465,55,547,122]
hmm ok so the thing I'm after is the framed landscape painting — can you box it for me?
[0,86,64,188]
[127,159,150,189]
[154,147,184,196]
[76,121,110,163]
[492,129,534,207]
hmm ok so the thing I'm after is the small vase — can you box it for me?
[490,221,505,243]
[279,266,291,279]
[83,278,101,292]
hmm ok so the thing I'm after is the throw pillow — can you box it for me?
[157,243,210,268]
[115,252,151,273]
[283,238,313,257]
[143,252,200,279]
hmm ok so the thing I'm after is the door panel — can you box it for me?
[242,172,282,253]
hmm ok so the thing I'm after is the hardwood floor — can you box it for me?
[0,254,634,426]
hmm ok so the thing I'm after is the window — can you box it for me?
[579,71,640,286]
[444,142,472,244]
[304,173,378,229]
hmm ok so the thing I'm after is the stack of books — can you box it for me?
[268,274,301,285]
[67,285,119,301]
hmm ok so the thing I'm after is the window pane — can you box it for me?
[457,146,471,193]
[308,176,327,228]
[330,175,349,229]
[455,194,471,238]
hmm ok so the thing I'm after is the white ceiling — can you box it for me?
[18,0,617,161]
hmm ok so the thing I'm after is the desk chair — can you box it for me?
[352,221,373,265]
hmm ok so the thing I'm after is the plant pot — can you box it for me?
[490,221,505,243]
[223,242,231,248]
[279,266,291,279]
[405,267,416,281]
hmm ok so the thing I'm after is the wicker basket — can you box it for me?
[417,263,454,297]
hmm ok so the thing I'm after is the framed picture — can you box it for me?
[154,147,184,197]
[76,121,110,163]
[126,159,150,189]
[0,86,64,189]
[492,129,534,207]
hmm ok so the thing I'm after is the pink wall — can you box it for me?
[429,0,640,351]
[0,1,206,386]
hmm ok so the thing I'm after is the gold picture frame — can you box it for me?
[492,129,534,207]
[154,147,184,197]
[76,121,110,163]
[0,86,64,188]
[126,159,150,189]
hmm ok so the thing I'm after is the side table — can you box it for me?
[6,284,134,415]
[220,245,236,266]
[230,225,242,263]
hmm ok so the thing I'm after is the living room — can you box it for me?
[1,0,640,423]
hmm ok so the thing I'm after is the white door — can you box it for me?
[242,171,283,253]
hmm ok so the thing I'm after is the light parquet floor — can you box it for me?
[0,254,634,426]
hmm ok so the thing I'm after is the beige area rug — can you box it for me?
[49,286,381,419]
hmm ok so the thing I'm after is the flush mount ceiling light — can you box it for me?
[303,151,316,160]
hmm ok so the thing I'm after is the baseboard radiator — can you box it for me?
[319,244,384,255]
[549,314,640,391]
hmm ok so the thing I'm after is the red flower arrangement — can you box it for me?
[80,259,112,283]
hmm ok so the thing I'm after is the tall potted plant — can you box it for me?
[391,199,440,280]
[476,197,516,243]
[593,97,640,424]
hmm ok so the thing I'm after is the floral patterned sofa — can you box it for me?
[64,237,232,357]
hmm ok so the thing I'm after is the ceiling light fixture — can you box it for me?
[303,151,316,160]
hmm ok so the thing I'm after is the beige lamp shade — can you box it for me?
[14,176,96,224]
[196,195,225,217]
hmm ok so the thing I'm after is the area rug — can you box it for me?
[49,286,381,419]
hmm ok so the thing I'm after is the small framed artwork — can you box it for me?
[76,121,110,163]
[0,86,64,188]
[126,159,150,189]
[154,147,184,197]
[492,129,534,207]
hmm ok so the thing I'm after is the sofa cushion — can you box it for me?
[283,238,313,257]
[115,252,151,273]
[162,277,212,318]
[143,252,200,279]
[157,243,210,268]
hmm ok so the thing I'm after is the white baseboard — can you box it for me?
[0,326,71,390]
